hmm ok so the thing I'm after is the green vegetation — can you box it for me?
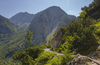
[80,10,87,19]
[0,31,26,65]
[12,45,44,65]
[35,51,56,65]
[0,0,100,65]
[81,0,100,19]
[54,17,99,55]
[57,17,98,55]
[12,30,74,65]
[24,30,34,47]
[92,21,100,40]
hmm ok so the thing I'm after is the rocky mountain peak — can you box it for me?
[29,6,77,45]
[10,12,35,26]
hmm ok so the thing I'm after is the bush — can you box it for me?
[62,18,98,55]
[46,56,63,65]
[12,45,44,65]
[35,51,55,65]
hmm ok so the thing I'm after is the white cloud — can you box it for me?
[67,10,81,16]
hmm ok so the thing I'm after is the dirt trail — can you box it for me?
[44,48,64,56]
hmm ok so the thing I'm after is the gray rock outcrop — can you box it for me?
[66,54,100,65]
[51,28,64,49]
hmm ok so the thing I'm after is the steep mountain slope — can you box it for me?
[0,15,19,43]
[0,15,18,34]
[29,6,77,45]
[0,15,26,58]
[0,15,26,65]
[10,12,35,26]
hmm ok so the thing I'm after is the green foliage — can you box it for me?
[21,54,35,65]
[58,36,74,52]
[46,43,51,48]
[26,45,44,59]
[81,0,100,19]
[12,50,26,60]
[57,36,75,64]
[44,36,52,48]
[53,32,57,36]
[39,43,47,49]
[61,18,98,55]
[46,56,63,65]
[12,45,44,65]
[1,0,100,65]
[0,59,20,65]
[24,30,34,47]
[0,30,27,65]
[80,10,87,19]
[35,51,55,65]
[92,21,100,40]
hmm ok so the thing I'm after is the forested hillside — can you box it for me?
[0,15,27,65]
[0,15,19,44]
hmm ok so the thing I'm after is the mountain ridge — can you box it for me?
[29,6,77,45]
[10,12,35,26]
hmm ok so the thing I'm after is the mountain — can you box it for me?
[0,15,18,34]
[0,6,77,64]
[0,15,26,65]
[0,15,18,43]
[10,12,35,27]
[29,6,77,45]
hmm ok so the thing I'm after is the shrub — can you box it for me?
[46,56,63,65]
[12,45,44,65]
[35,51,55,65]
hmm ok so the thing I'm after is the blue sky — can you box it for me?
[0,0,93,18]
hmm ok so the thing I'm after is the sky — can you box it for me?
[0,0,93,18]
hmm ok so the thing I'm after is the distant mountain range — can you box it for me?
[10,12,35,30]
[9,6,77,45]
[0,6,77,45]
[0,6,77,64]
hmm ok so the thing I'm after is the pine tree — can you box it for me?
[24,30,34,47]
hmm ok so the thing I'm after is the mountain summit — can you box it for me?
[29,6,77,45]
[10,12,35,26]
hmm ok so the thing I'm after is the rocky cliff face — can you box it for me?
[29,6,77,45]
[10,12,35,27]
[51,28,64,48]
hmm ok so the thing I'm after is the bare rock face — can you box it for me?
[67,45,100,65]
[51,28,64,49]
[66,54,100,65]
